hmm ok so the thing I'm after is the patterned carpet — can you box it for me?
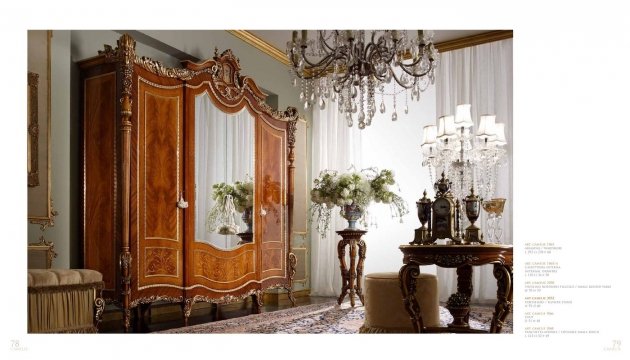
[158,300,512,334]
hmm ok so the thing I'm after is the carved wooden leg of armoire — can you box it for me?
[182,298,195,326]
[251,292,264,314]
[285,252,297,307]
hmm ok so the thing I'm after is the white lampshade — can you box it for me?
[437,115,456,139]
[489,123,507,146]
[476,114,496,141]
[454,104,473,128]
[421,143,436,156]
[421,125,437,146]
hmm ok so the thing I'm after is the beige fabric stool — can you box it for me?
[359,272,439,333]
[27,269,104,333]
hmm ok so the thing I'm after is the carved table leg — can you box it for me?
[491,264,513,333]
[455,265,473,325]
[337,239,350,305]
[348,239,357,307]
[399,261,424,333]
[355,239,367,305]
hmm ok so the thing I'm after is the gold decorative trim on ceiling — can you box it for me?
[435,30,513,53]
[228,30,513,67]
[227,30,290,66]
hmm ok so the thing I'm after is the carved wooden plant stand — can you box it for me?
[336,229,367,307]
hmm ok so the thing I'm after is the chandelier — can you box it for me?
[287,30,439,129]
[421,104,508,202]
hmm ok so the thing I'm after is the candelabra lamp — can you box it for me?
[463,187,484,244]
[411,190,432,245]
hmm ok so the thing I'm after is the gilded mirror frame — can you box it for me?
[27,30,55,229]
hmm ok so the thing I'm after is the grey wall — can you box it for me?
[27,30,72,267]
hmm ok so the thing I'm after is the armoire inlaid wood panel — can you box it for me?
[257,118,286,279]
[135,76,184,290]
[79,35,299,331]
[83,72,117,292]
[193,247,256,282]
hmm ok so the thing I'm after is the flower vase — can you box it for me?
[241,206,253,234]
[446,292,470,328]
[446,306,470,328]
[342,203,363,230]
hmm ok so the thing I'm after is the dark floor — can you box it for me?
[100,296,335,333]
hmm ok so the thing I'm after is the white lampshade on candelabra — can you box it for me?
[421,104,508,202]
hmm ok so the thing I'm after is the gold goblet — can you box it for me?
[482,198,506,244]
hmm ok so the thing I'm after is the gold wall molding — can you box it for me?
[227,30,290,66]
[228,30,513,67]
[435,30,513,53]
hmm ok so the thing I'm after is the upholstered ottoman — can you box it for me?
[27,269,105,333]
[359,272,439,333]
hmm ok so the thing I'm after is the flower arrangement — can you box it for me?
[310,167,408,237]
[446,292,470,308]
[206,179,254,235]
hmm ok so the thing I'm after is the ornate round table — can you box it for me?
[398,244,513,333]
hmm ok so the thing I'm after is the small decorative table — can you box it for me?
[398,244,513,333]
[336,229,367,307]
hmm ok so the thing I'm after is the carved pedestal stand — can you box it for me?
[336,229,367,307]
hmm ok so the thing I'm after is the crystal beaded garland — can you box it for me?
[287,30,439,129]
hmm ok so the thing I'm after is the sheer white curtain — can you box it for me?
[195,93,254,249]
[435,38,513,303]
[310,99,364,296]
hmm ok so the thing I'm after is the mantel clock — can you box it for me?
[430,172,459,243]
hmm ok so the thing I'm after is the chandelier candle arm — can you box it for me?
[288,29,439,129]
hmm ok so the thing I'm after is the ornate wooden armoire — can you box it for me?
[79,34,298,331]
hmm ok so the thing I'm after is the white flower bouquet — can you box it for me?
[310,167,408,237]
[206,179,254,234]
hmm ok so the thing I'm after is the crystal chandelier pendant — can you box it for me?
[287,30,439,129]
